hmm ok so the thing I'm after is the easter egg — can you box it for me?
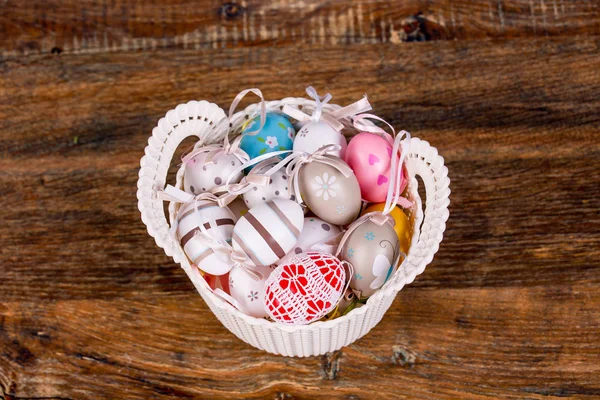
[242,163,294,209]
[278,217,341,265]
[184,152,243,194]
[293,121,347,157]
[176,200,237,276]
[229,265,275,318]
[264,252,346,325]
[232,199,304,267]
[240,113,295,162]
[298,155,362,225]
[344,133,408,203]
[362,203,411,255]
[340,219,400,299]
[204,272,231,295]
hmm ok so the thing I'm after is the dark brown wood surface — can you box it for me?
[1,0,600,398]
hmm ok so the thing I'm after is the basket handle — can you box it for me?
[388,137,450,291]
[137,100,228,265]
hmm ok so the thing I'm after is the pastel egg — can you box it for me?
[176,200,237,276]
[184,151,243,194]
[264,252,346,325]
[298,155,362,225]
[239,113,295,163]
[229,265,275,318]
[362,203,411,255]
[242,164,293,209]
[344,133,408,203]
[293,121,347,157]
[232,199,304,267]
[278,217,341,265]
[340,219,400,299]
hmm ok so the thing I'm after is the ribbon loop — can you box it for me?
[157,184,195,203]
[331,95,372,120]
[282,86,347,131]
[285,144,353,204]
[382,129,412,215]
[183,88,266,169]
[228,88,267,137]
[353,113,396,144]
[305,86,332,122]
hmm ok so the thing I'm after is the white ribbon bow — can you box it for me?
[282,86,372,131]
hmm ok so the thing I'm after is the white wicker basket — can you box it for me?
[137,97,450,357]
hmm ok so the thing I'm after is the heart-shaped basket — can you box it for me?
[137,97,450,357]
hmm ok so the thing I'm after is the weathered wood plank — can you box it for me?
[1,38,599,302]
[1,0,600,56]
[1,285,599,398]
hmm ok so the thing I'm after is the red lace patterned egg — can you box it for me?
[264,252,346,325]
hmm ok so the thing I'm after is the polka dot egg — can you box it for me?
[242,163,294,209]
[184,151,243,194]
[278,217,341,265]
[239,113,295,163]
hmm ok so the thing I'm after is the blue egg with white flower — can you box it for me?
[239,113,295,167]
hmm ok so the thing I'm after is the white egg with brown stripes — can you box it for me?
[176,200,237,276]
[340,219,400,299]
[232,199,304,267]
[277,217,341,265]
[229,265,275,318]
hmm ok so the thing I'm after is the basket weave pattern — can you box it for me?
[137,98,450,357]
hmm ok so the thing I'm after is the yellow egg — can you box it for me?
[362,203,411,255]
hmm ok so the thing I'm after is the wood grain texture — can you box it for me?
[1,0,600,398]
[1,0,600,56]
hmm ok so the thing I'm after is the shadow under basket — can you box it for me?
[137,98,450,357]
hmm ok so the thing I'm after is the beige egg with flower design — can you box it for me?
[297,155,361,225]
[340,220,400,299]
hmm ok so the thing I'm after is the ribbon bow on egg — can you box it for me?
[211,156,290,205]
[282,86,372,132]
[285,143,354,205]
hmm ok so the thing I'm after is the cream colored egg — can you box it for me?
[298,155,362,225]
[340,220,400,299]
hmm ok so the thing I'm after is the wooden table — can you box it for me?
[1,1,599,398]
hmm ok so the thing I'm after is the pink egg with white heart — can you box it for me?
[344,132,408,203]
